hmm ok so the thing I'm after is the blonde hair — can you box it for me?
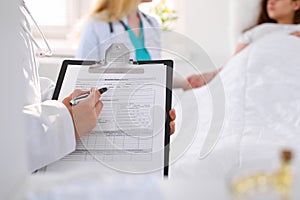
[90,0,139,22]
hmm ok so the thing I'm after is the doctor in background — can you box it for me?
[20,0,176,172]
[77,0,220,89]
[76,0,160,61]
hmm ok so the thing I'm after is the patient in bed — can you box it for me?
[235,0,300,54]
[186,0,300,88]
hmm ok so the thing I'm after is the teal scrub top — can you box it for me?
[126,23,151,61]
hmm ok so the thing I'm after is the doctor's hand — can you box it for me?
[290,31,300,38]
[169,109,176,135]
[183,68,222,90]
[62,88,103,138]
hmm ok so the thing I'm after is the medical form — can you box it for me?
[45,60,173,177]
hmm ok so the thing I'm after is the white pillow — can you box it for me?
[229,0,261,52]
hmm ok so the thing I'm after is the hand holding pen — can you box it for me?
[62,87,106,138]
[70,87,107,106]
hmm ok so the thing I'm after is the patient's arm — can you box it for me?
[290,31,300,38]
[183,41,249,90]
[234,43,248,55]
[184,68,222,90]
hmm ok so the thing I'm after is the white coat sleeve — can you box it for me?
[24,100,76,172]
[39,77,55,101]
[20,10,76,173]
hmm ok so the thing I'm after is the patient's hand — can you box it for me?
[184,68,222,90]
[290,31,300,38]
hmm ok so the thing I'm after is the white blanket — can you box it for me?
[171,33,300,182]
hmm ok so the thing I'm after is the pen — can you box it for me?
[69,87,108,106]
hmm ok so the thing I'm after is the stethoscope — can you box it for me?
[108,12,153,34]
[19,0,52,57]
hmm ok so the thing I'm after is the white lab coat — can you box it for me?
[20,9,75,172]
[76,11,161,60]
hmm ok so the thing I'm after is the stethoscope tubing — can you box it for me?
[20,0,52,57]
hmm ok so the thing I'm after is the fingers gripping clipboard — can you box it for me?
[50,44,173,177]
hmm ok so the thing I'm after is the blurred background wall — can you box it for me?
[29,0,233,81]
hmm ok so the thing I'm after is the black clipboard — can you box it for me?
[52,58,173,177]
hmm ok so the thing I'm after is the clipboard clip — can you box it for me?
[89,43,143,74]
[92,43,133,67]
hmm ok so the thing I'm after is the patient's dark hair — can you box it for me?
[244,0,300,32]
